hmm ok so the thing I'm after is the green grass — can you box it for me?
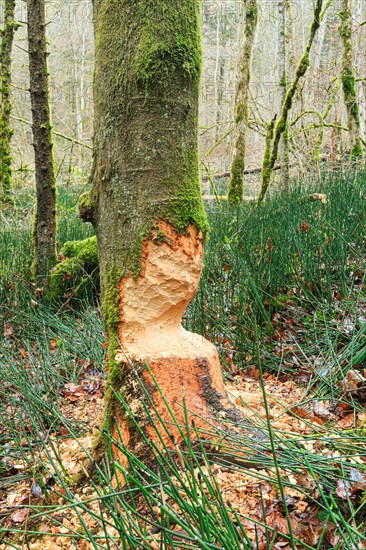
[187,167,366,370]
[1,166,366,548]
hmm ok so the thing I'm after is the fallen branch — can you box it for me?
[202,155,329,182]
[202,162,287,181]
[10,115,92,149]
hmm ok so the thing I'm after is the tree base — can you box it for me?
[100,221,263,470]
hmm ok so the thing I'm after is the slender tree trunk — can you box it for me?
[27,0,57,280]
[214,3,223,142]
[84,0,246,465]
[278,0,290,188]
[0,0,17,204]
[228,0,258,206]
[258,0,324,203]
[215,56,225,143]
[340,0,363,158]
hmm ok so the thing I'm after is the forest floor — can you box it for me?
[1,356,366,549]
[1,170,366,549]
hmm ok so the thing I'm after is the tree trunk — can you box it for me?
[0,0,17,204]
[27,0,57,280]
[278,0,290,188]
[340,0,363,159]
[86,0,244,465]
[258,0,324,203]
[228,0,258,206]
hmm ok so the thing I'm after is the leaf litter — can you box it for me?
[1,366,366,549]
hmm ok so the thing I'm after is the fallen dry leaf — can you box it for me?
[312,401,333,420]
[342,369,366,394]
[10,508,29,524]
[336,479,351,499]
[336,413,355,429]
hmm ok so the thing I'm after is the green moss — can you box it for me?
[61,236,98,268]
[95,0,202,97]
[247,4,257,20]
[50,257,84,297]
[79,191,96,223]
[340,3,363,157]
[134,2,202,89]
[258,117,276,202]
[165,195,209,236]
[342,72,356,98]
[228,155,244,207]
[351,143,363,159]
[0,0,17,204]
[102,268,121,336]
[153,230,166,245]
[50,236,98,299]
[91,0,208,455]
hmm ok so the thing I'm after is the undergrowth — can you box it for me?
[0,166,366,548]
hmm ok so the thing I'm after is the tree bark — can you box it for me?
[278,0,290,188]
[27,0,57,280]
[228,0,258,206]
[340,0,363,159]
[87,0,245,465]
[0,0,17,204]
[258,0,324,203]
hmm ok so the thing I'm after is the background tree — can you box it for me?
[27,0,57,280]
[258,0,325,202]
[5,0,365,197]
[277,0,290,188]
[228,0,258,206]
[340,0,363,158]
[0,0,17,203]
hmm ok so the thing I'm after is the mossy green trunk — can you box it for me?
[87,0,216,458]
[27,0,57,280]
[277,0,290,188]
[340,0,363,159]
[228,0,257,206]
[88,0,206,331]
[0,0,17,204]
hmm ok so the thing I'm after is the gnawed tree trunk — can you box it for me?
[84,0,248,465]
[340,0,363,159]
[278,0,290,188]
[0,0,17,204]
[228,0,258,206]
[258,0,324,203]
[27,0,57,280]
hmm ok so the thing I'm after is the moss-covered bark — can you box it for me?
[87,0,212,457]
[228,0,257,206]
[340,0,363,159]
[27,0,57,280]
[258,0,324,203]
[50,236,98,299]
[277,0,290,188]
[0,0,18,204]
[89,0,207,325]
